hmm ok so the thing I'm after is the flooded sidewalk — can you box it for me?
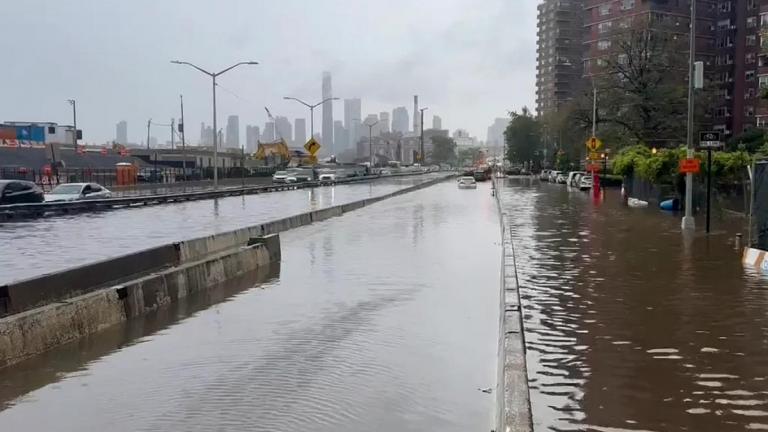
[499,177,768,432]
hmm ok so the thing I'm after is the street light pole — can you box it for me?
[146,118,151,150]
[283,96,339,142]
[180,95,187,181]
[682,0,697,230]
[364,120,379,170]
[419,107,428,164]
[67,99,77,150]
[171,60,259,190]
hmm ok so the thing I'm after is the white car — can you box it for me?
[45,183,112,202]
[457,176,477,189]
[556,173,568,184]
[579,175,593,191]
[318,170,336,182]
[272,171,289,183]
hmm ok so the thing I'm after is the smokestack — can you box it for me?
[413,95,419,134]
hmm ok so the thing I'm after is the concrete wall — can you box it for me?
[493,180,534,432]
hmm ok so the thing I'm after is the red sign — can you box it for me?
[76,145,84,155]
[679,158,701,174]
[586,163,602,172]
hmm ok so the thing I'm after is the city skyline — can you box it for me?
[0,0,534,146]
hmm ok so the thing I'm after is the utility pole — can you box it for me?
[170,118,175,150]
[67,99,77,151]
[365,120,379,171]
[682,0,697,230]
[180,95,187,181]
[419,107,428,164]
[146,118,151,150]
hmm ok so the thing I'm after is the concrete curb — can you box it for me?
[493,180,533,432]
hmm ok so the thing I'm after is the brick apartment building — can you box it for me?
[537,0,768,140]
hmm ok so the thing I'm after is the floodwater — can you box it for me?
[0,180,501,432]
[0,173,444,284]
[499,177,768,432]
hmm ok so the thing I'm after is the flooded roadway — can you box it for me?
[0,180,501,432]
[0,173,444,284]
[499,177,768,432]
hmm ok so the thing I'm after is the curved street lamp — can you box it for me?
[283,96,339,145]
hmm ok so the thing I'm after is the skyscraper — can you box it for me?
[200,123,214,146]
[245,125,260,153]
[294,118,307,146]
[392,106,409,134]
[363,114,380,136]
[413,95,420,134]
[486,118,507,147]
[432,115,442,130]
[225,115,240,148]
[274,116,293,143]
[322,71,334,152]
[333,120,346,155]
[263,122,275,142]
[344,98,361,151]
[379,112,390,133]
[115,121,127,144]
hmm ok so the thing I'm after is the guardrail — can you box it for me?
[0,171,434,221]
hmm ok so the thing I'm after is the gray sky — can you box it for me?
[0,0,536,146]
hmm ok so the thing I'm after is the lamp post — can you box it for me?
[419,107,428,164]
[682,0,697,230]
[171,60,259,190]
[364,119,379,170]
[283,96,339,143]
[66,99,77,151]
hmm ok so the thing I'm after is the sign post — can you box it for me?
[699,131,723,234]
[586,136,603,197]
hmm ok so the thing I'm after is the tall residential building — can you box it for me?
[245,125,260,153]
[379,112,390,133]
[392,106,410,134]
[263,122,275,142]
[322,71,334,152]
[413,95,420,133]
[275,116,293,143]
[115,121,127,144]
[432,115,442,130]
[487,118,507,147]
[535,0,584,116]
[333,120,347,155]
[225,115,240,148]
[344,98,362,150]
[294,118,307,146]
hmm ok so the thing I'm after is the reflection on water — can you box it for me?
[499,178,768,432]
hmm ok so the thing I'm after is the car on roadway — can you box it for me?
[579,175,593,191]
[548,170,561,182]
[539,170,550,181]
[555,173,568,184]
[272,171,290,183]
[567,171,586,187]
[0,180,45,205]
[318,170,337,183]
[45,183,112,202]
[457,176,477,189]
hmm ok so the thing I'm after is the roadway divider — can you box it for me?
[0,172,453,368]
[0,171,435,221]
[493,178,534,432]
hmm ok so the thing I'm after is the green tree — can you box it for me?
[504,107,541,164]
[429,135,457,164]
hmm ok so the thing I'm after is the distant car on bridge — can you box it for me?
[44,183,112,202]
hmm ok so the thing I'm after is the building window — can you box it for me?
[599,3,611,16]
[746,88,756,99]
[747,53,757,64]
[761,13,768,27]
[715,107,731,118]
[747,16,757,28]
[747,70,756,81]
[618,53,629,64]
[719,2,731,12]
[596,58,608,67]
[759,116,768,128]
[747,35,757,46]
[598,21,613,33]
[620,0,635,10]
[759,75,768,88]
[746,106,755,117]
[748,0,756,10]
[598,40,612,50]
[717,19,731,30]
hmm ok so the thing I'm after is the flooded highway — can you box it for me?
[499,177,768,432]
[0,180,501,432]
[0,173,444,284]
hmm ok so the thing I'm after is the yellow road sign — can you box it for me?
[586,136,603,151]
[588,151,602,160]
[304,137,321,156]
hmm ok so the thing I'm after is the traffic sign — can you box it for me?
[679,158,701,174]
[588,151,602,160]
[586,136,603,151]
[699,131,722,149]
[586,163,602,172]
[304,137,321,156]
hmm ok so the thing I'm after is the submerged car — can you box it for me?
[272,171,290,183]
[45,183,112,202]
[0,180,44,205]
[579,175,594,191]
[457,176,477,189]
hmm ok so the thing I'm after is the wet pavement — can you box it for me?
[0,173,444,284]
[498,177,768,432]
[0,180,501,432]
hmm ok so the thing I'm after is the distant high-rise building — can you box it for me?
[432,115,442,130]
[322,71,334,152]
[115,121,127,144]
[245,125,260,153]
[263,122,275,142]
[379,112,390,133]
[363,114,380,136]
[392,106,409,134]
[413,95,420,134]
[344,98,361,151]
[333,120,346,155]
[294,118,307,146]
[200,122,214,146]
[225,115,240,148]
[486,118,507,148]
[274,116,293,143]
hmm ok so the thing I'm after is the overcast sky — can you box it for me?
[0,0,536,146]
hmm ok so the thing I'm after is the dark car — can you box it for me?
[0,180,45,205]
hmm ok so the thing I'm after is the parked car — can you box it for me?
[0,180,44,205]
[539,170,550,181]
[457,176,477,189]
[556,173,568,184]
[548,170,561,182]
[272,171,290,183]
[579,175,594,191]
[45,183,112,202]
[567,171,586,187]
